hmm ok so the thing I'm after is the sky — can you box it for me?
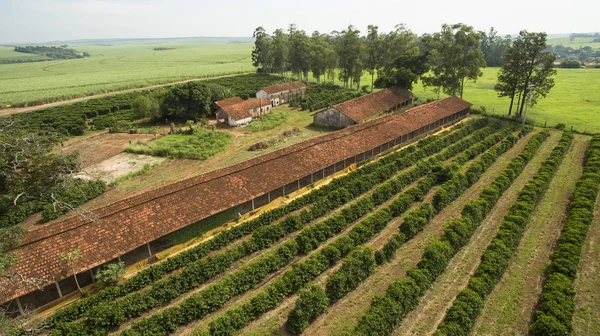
[1,0,598,43]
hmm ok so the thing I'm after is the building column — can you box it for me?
[267,192,271,203]
[282,185,286,197]
[117,255,122,263]
[310,173,314,184]
[322,168,325,179]
[15,297,24,315]
[147,243,153,257]
[89,269,95,282]
[55,282,63,298]
[297,179,300,190]
[251,198,255,210]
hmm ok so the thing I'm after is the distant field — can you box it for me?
[0,42,254,107]
[547,36,600,49]
[412,67,600,134]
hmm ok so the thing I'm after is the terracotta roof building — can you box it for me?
[256,81,306,107]
[2,96,471,313]
[215,98,272,126]
[313,87,415,128]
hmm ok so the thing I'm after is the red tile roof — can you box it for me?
[1,96,471,303]
[259,81,306,94]
[220,98,271,120]
[332,87,415,123]
[214,97,244,109]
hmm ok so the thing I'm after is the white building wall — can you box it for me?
[229,116,252,127]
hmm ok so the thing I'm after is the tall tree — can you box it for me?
[271,29,289,76]
[251,27,273,72]
[374,53,429,90]
[309,32,332,82]
[364,25,384,92]
[421,23,486,98]
[288,24,312,82]
[384,24,419,62]
[495,31,556,116]
[336,25,364,89]
[480,27,511,67]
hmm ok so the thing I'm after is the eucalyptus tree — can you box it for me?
[310,32,333,82]
[251,26,273,72]
[480,27,511,67]
[495,31,556,117]
[364,25,385,92]
[271,28,289,76]
[421,23,486,98]
[336,25,365,89]
[288,24,312,82]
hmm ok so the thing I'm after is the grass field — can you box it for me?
[0,42,254,106]
[412,67,600,134]
[0,46,50,62]
[547,36,600,49]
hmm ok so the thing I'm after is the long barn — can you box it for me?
[1,96,471,313]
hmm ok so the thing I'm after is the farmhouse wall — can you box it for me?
[2,97,471,314]
[313,107,357,128]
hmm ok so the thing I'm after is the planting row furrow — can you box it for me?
[112,123,505,336]
[435,131,574,336]
[529,135,600,336]
[48,119,486,326]
[350,130,551,336]
[49,123,496,335]
[282,127,522,334]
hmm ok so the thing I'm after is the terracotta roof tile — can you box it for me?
[220,98,271,120]
[333,87,415,123]
[259,81,306,94]
[1,96,471,303]
[214,97,244,109]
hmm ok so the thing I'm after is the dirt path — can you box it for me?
[259,131,545,336]
[391,132,566,336]
[0,73,251,116]
[469,135,587,336]
[573,172,600,335]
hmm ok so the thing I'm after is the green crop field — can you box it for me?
[0,41,254,107]
[547,36,600,49]
[0,46,50,62]
[412,67,600,134]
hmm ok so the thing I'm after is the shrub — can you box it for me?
[285,285,328,335]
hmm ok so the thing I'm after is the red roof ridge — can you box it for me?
[259,81,306,94]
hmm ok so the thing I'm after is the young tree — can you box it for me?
[495,31,556,117]
[421,23,486,98]
[160,82,213,120]
[58,248,84,294]
[251,27,273,72]
[95,262,125,285]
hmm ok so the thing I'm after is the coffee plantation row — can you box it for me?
[47,119,496,335]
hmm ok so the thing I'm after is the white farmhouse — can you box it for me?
[215,97,273,126]
[256,81,307,107]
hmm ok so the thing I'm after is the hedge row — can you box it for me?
[351,130,551,336]
[202,127,515,336]
[432,129,521,212]
[285,285,329,335]
[49,118,485,327]
[436,132,574,336]
[122,126,503,336]
[284,127,520,334]
[529,135,600,336]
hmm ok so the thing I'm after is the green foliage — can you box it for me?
[243,112,289,132]
[353,130,551,336]
[47,119,486,333]
[286,285,328,335]
[14,45,84,60]
[326,247,377,303]
[95,262,126,285]
[125,129,232,160]
[436,132,574,336]
[374,54,429,90]
[41,179,107,222]
[290,83,361,111]
[530,135,600,335]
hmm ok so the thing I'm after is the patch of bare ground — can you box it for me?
[573,164,600,335]
[469,134,587,336]
[241,131,548,335]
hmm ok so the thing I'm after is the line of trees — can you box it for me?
[13,46,88,59]
[251,23,517,98]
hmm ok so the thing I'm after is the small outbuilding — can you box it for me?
[256,81,307,107]
[215,98,273,127]
[312,87,415,128]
